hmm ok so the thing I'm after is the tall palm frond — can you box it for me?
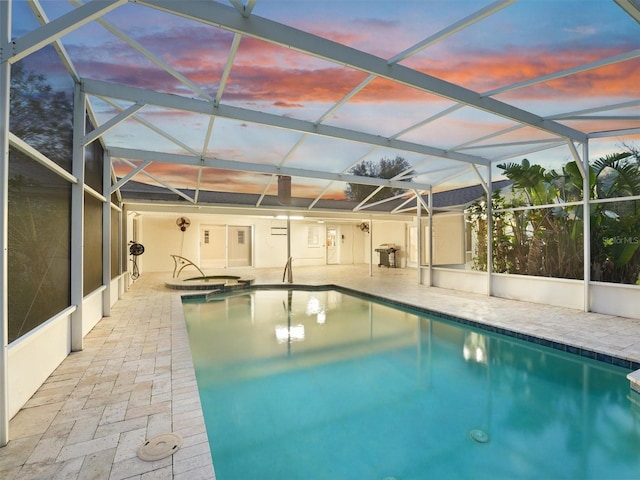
[592,152,640,198]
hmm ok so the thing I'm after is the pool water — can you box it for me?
[183,288,640,480]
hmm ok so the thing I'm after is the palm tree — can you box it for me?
[469,149,640,284]
[589,151,640,283]
[496,159,584,279]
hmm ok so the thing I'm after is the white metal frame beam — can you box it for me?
[107,146,435,191]
[0,0,10,449]
[27,0,80,81]
[118,158,196,203]
[615,0,640,23]
[70,85,86,352]
[138,0,587,142]
[68,0,214,102]
[2,0,127,64]
[298,1,514,208]
[431,50,640,153]
[82,78,490,166]
[83,102,147,147]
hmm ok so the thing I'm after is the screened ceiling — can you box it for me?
[7,0,640,217]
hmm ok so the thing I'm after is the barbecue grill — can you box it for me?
[375,244,399,268]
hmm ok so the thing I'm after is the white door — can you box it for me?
[326,227,339,264]
[228,225,252,267]
[200,225,226,268]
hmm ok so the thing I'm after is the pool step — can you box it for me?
[205,290,223,302]
[627,369,640,394]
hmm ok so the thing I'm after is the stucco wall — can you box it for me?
[132,214,410,272]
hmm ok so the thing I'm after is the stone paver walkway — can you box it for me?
[0,274,213,480]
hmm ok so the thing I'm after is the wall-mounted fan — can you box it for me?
[358,222,370,233]
[176,216,191,232]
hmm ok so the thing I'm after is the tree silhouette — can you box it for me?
[10,62,73,168]
[345,155,414,202]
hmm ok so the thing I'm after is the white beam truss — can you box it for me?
[589,128,640,138]
[3,0,127,64]
[118,158,196,204]
[98,97,199,156]
[27,0,80,81]
[107,147,435,192]
[300,1,514,209]
[615,0,640,23]
[436,50,640,154]
[83,102,147,147]
[70,0,215,101]
[138,0,587,142]
[82,78,490,166]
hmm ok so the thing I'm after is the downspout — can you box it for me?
[0,0,11,448]
[70,84,85,352]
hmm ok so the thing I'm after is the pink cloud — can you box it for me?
[405,47,638,99]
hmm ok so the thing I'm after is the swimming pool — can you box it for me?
[183,287,640,480]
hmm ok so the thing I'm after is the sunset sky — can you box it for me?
[10,0,640,201]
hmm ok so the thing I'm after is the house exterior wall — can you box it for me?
[131,215,410,273]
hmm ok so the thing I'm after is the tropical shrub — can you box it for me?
[466,148,640,284]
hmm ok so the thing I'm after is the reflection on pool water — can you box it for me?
[182,288,640,480]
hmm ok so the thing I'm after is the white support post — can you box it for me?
[582,142,591,312]
[486,167,493,296]
[0,0,12,448]
[286,216,292,282]
[102,152,111,316]
[416,193,422,285]
[368,219,373,277]
[70,85,86,351]
[118,208,123,281]
[427,187,433,286]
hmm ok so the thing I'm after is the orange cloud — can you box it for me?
[96,28,636,110]
[404,48,639,99]
[220,44,638,105]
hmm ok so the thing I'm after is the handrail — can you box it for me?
[282,256,293,283]
[170,254,206,278]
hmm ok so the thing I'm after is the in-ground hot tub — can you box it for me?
[165,274,254,291]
